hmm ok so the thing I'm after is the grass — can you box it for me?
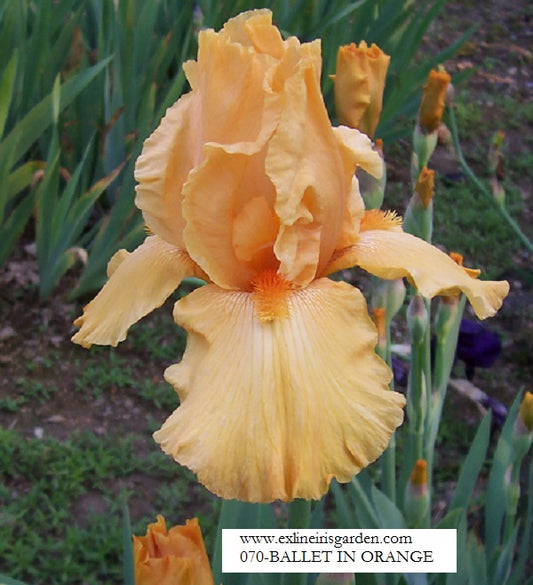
[432,178,524,279]
[0,295,208,585]
[0,426,215,584]
[1,429,128,582]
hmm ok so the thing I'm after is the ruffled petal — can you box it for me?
[134,517,213,585]
[222,9,284,57]
[134,94,200,247]
[333,125,383,178]
[190,10,296,153]
[154,278,405,503]
[135,10,283,254]
[72,236,202,348]
[182,146,278,289]
[329,127,382,251]
[327,225,509,319]
[267,50,349,286]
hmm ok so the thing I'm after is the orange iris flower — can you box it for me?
[72,10,508,503]
[133,516,214,585]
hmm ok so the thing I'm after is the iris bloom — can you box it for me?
[133,516,213,585]
[72,10,508,503]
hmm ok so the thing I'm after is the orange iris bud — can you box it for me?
[333,41,390,138]
[133,516,214,585]
[404,459,429,527]
[518,391,533,433]
[418,69,451,134]
[409,459,428,494]
[415,167,435,209]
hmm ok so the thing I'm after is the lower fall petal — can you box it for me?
[72,236,201,348]
[331,228,509,319]
[154,278,405,503]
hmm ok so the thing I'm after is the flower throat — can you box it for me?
[251,270,293,322]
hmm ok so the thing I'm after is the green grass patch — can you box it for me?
[432,178,524,279]
[0,428,216,584]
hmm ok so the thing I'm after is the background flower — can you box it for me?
[333,41,390,138]
[133,516,214,585]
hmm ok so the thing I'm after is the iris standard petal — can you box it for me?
[190,21,279,148]
[325,214,509,319]
[136,10,283,262]
[72,236,202,348]
[267,46,348,286]
[182,146,279,289]
[330,126,382,250]
[154,278,405,503]
[134,94,199,247]
[220,9,281,54]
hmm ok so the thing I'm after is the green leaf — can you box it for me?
[309,497,325,529]
[6,161,46,200]
[0,574,32,585]
[331,481,358,529]
[35,128,61,272]
[466,533,488,585]
[489,523,518,585]
[438,509,468,585]
[507,460,533,585]
[0,189,36,266]
[0,50,18,139]
[404,575,428,585]
[307,0,369,37]
[347,476,380,528]
[37,137,124,299]
[51,74,61,124]
[371,486,405,529]
[212,500,275,585]
[22,0,53,112]
[121,497,135,585]
[449,411,491,512]
[485,394,522,555]
[0,56,112,165]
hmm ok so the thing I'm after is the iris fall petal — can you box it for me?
[72,236,201,347]
[329,225,509,319]
[154,278,405,503]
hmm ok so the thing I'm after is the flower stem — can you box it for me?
[426,296,466,481]
[381,321,397,503]
[447,103,533,254]
[287,498,311,529]
[281,500,311,585]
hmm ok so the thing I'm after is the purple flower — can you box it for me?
[457,318,502,380]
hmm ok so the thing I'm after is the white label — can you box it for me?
[222,529,457,573]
